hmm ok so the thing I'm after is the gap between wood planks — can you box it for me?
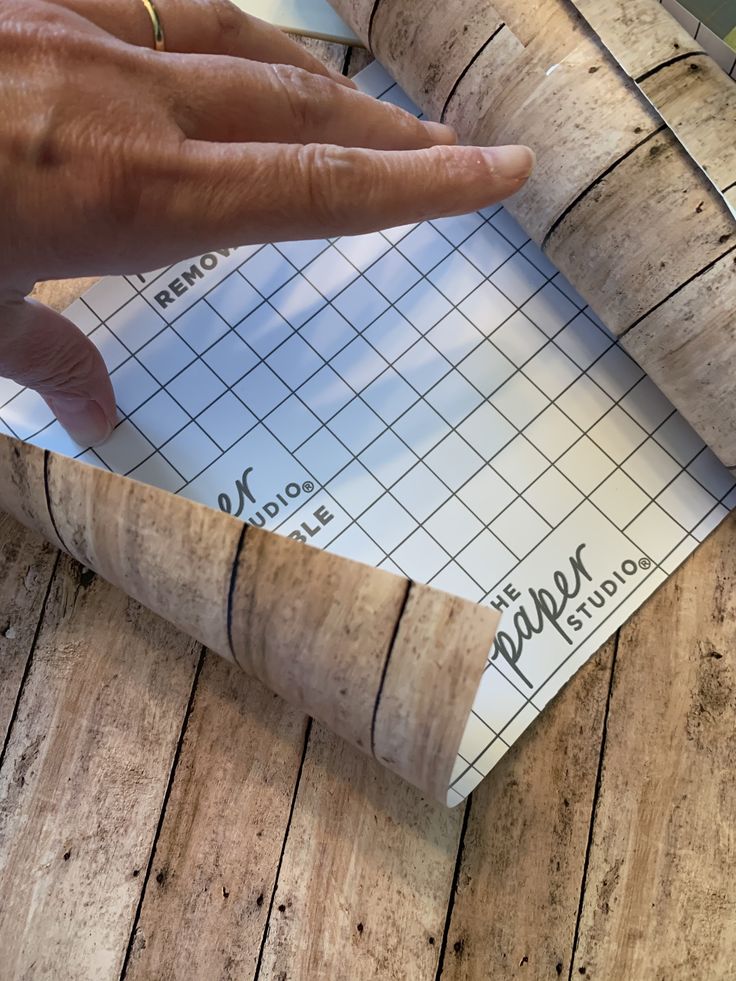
[0,543,60,774]
[118,647,208,980]
[565,630,621,981]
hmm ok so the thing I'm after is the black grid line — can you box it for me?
[450,464,736,792]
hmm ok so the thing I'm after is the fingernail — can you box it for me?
[484,145,536,181]
[49,397,114,447]
[424,120,458,145]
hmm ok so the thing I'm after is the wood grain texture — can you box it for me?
[229,524,407,755]
[30,278,100,311]
[332,0,374,41]
[546,129,734,334]
[0,434,500,802]
[572,0,703,78]
[289,32,348,71]
[2,32,735,980]
[443,16,659,243]
[375,585,500,803]
[258,723,463,980]
[0,557,201,980]
[622,245,736,471]
[346,39,376,76]
[571,514,736,979]
[440,640,614,981]
[43,444,239,661]
[487,0,571,47]
[640,55,736,194]
[0,518,57,750]
[0,436,63,549]
[572,0,736,206]
[125,655,308,981]
[371,0,504,119]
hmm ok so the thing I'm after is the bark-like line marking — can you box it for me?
[370,578,412,758]
[434,795,473,980]
[440,22,507,123]
[619,240,736,339]
[566,632,621,981]
[542,124,667,251]
[635,48,708,84]
[119,647,207,981]
[43,450,70,554]
[366,0,384,49]
[0,551,60,780]
[226,521,249,667]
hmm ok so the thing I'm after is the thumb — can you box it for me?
[0,296,117,446]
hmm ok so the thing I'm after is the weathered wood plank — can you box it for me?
[124,655,308,981]
[439,639,615,981]
[0,558,200,980]
[258,724,464,980]
[445,21,659,244]
[1,430,500,805]
[572,515,736,978]
[0,516,58,752]
[332,0,374,41]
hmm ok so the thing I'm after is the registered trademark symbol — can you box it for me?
[302,481,314,493]
[639,557,652,570]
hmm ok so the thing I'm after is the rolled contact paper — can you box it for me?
[0,433,499,805]
[329,0,736,472]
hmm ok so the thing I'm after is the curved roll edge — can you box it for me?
[374,583,500,805]
[0,433,501,804]
[621,247,736,473]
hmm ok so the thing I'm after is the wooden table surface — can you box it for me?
[2,38,736,981]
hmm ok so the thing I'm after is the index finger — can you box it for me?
[143,141,534,257]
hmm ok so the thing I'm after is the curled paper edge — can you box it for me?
[0,433,499,807]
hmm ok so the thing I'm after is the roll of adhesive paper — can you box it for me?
[0,434,499,804]
[330,0,736,472]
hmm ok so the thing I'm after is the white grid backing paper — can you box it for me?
[3,61,734,806]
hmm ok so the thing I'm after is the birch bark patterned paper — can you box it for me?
[1,65,734,804]
[331,0,736,475]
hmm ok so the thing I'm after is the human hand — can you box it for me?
[0,0,534,445]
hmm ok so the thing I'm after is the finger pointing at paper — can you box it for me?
[0,0,534,445]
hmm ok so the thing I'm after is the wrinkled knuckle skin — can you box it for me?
[269,63,334,134]
[44,344,101,395]
[0,0,169,275]
[295,144,355,231]
[13,325,101,397]
[208,0,245,38]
